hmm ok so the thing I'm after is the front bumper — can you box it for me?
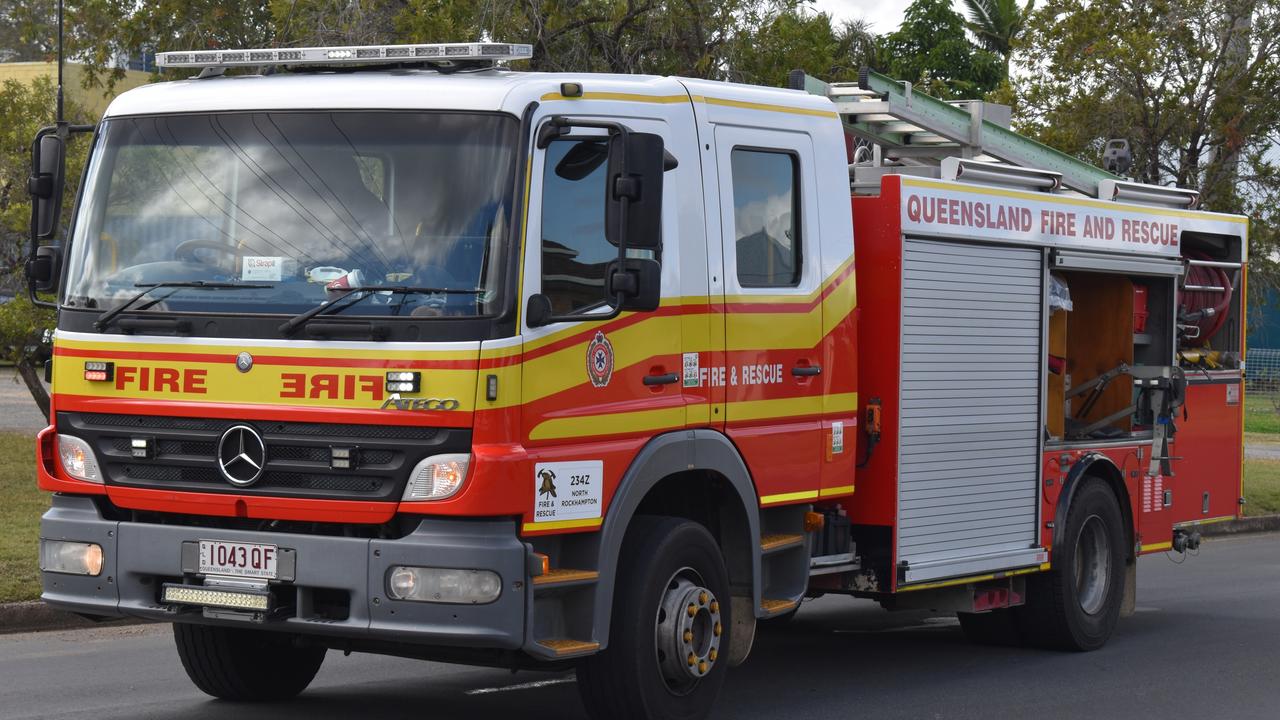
[40,495,529,650]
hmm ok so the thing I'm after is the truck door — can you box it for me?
[713,127,823,502]
[517,113,685,532]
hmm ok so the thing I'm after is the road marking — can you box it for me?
[833,617,961,634]
[465,676,577,695]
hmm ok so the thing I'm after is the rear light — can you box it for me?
[40,540,104,576]
[56,434,102,483]
[401,453,469,501]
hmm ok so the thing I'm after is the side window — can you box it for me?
[540,138,612,314]
[731,149,800,287]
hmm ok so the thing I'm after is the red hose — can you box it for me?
[1181,251,1232,342]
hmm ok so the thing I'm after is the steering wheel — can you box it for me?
[173,239,241,270]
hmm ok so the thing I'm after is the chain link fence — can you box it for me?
[1247,348,1280,392]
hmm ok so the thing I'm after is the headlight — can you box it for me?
[56,434,102,483]
[386,566,502,604]
[401,453,469,501]
[40,540,104,576]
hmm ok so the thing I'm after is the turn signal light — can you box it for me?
[84,361,114,382]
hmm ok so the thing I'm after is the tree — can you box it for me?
[0,76,91,417]
[1015,0,1280,302]
[883,0,1004,98]
[728,12,881,88]
[961,0,1033,73]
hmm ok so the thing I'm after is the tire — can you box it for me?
[173,623,326,701]
[1016,479,1127,651]
[956,608,1021,646]
[577,516,731,720]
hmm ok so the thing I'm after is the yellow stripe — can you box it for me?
[528,406,686,441]
[694,95,838,118]
[760,489,820,505]
[1174,515,1235,527]
[819,485,856,498]
[540,91,689,104]
[538,91,837,119]
[897,563,1051,592]
[1139,541,1173,552]
[902,177,1249,225]
[522,517,603,533]
[728,393,857,423]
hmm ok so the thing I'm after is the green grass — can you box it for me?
[1244,394,1280,434]
[0,432,45,603]
[1244,459,1280,517]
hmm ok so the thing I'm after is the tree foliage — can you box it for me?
[884,0,1004,98]
[1016,0,1280,303]
[0,76,89,415]
[962,0,1034,60]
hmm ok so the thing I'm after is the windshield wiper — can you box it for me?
[277,286,485,337]
[95,281,274,331]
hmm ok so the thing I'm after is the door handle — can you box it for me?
[791,365,822,377]
[643,372,680,386]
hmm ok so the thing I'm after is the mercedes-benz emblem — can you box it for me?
[235,351,254,373]
[217,425,266,487]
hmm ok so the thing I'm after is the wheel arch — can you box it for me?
[1054,453,1135,560]
[589,429,761,649]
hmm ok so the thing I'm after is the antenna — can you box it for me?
[56,0,64,123]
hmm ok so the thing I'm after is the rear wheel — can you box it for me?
[1017,479,1126,651]
[173,623,326,701]
[577,516,731,720]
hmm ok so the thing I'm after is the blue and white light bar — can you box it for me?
[156,42,533,69]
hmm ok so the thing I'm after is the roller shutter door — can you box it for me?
[897,238,1045,583]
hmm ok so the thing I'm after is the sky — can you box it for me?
[807,0,969,32]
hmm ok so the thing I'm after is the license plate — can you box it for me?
[198,540,279,580]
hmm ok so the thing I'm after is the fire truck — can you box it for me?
[27,43,1246,719]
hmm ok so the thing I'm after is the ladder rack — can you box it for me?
[789,69,1125,199]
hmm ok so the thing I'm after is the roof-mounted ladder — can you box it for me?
[789,68,1200,209]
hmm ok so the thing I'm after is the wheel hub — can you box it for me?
[655,569,722,691]
[1074,514,1112,615]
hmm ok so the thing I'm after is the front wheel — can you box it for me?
[173,623,326,701]
[577,516,731,720]
[1017,478,1127,651]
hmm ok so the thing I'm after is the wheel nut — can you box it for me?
[709,600,719,613]
[687,653,696,666]
[699,592,708,605]
[698,660,708,673]
[683,630,693,643]
[709,648,718,662]
[714,622,722,637]
[687,603,697,617]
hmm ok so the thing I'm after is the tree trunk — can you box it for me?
[15,357,50,422]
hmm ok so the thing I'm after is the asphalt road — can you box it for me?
[2,533,1277,720]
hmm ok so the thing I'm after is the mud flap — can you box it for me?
[728,596,756,666]
[1119,559,1137,618]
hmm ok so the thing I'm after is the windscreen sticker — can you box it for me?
[242,256,284,282]
[534,460,603,523]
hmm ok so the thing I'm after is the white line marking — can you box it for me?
[465,676,577,695]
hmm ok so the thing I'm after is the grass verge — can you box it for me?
[0,432,44,603]
[1244,459,1280,516]
[1244,394,1280,434]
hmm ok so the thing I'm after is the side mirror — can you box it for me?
[608,258,661,312]
[605,132,665,251]
[525,293,554,328]
[29,133,66,240]
[26,245,62,293]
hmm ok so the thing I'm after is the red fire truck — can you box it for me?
[27,43,1245,719]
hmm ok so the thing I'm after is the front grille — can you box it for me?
[59,412,468,502]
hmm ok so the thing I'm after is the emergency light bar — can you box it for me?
[156,42,533,69]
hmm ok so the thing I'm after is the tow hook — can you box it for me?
[1172,529,1202,553]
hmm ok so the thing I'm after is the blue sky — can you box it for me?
[808,0,970,32]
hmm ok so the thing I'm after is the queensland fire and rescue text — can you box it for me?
[905,193,1180,247]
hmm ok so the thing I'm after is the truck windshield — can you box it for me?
[62,111,518,319]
